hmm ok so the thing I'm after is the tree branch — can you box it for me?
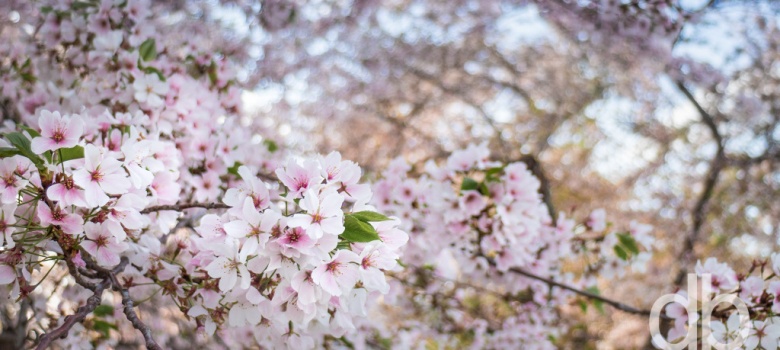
[36,258,129,349]
[35,278,111,350]
[674,81,726,286]
[140,202,230,214]
[518,155,557,225]
[108,273,162,350]
[482,256,668,319]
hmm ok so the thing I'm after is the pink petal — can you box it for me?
[0,265,15,284]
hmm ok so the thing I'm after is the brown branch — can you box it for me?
[482,256,668,319]
[140,202,229,214]
[36,258,129,349]
[108,273,162,350]
[518,155,557,225]
[35,278,111,350]
[673,81,726,286]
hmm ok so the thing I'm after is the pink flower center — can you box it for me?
[52,129,65,143]
[94,234,108,248]
[271,225,282,238]
[90,170,103,182]
[311,213,323,224]
[3,175,16,188]
[63,176,75,190]
[361,255,374,269]
[325,261,342,275]
[286,228,302,243]
[51,207,64,221]
[294,177,308,191]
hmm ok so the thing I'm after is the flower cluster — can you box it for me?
[186,158,406,346]
[0,0,406,348]
[365,143,656,348]
[662,255,780,349]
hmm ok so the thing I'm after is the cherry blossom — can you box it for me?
[0,203,16,248]
[0,157,28,204]
[204,238,256,292]
[72,144,130,207]
[81,222,128,267]
[30,110,84,154]
[132,73,169,108]
[311,250,360,296]
[288,188,345,239]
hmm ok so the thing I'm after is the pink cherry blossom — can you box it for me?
[204,238,257,292]
[81,222,128,267]
[587,208,607,232]
[695,257,738,291]
[30,110,84,154]
[0,203,16,248]
[133,73,169,108]
[73,144,130,207]
[288,188,344,239]
[0,157,28,204]
[311,250,360,296]
[769,281,780,314]
[275,159,322,198]
[0,264,15,284]
[46,174,86,207]
[37,204,83,236]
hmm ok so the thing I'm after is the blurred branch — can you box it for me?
[482,256,668,319]
[518,154,557,225]
[399,63,511,157]
[673,80,726,286]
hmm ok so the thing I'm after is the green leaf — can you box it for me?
[71,1,96,11]
[91,319,117,337]
[227,161,243,176]
[0,147,19,158]
[585,286,604,314]
[350,211,392,222]
[461,177,479,191]
[21,58,32,70]
[59,145,84,162]
[138,39,157,62]
[207,61,218,85]
[41,5,53,14]
[93,305,114,317]
[478,182,490,196]
[142,66,165,82]
[263,139,278,153]
[613,245,628,261]
[20,72,36,83]
[484,166,504,181]
[5,132,44,167]
[341,215,381,243]
[577,300,588,313]
[617,233,640,255]
[20,125,40,138]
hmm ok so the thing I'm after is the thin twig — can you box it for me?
[674,81,725,286]
[482,256,669,319]
[140,202,229,214]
